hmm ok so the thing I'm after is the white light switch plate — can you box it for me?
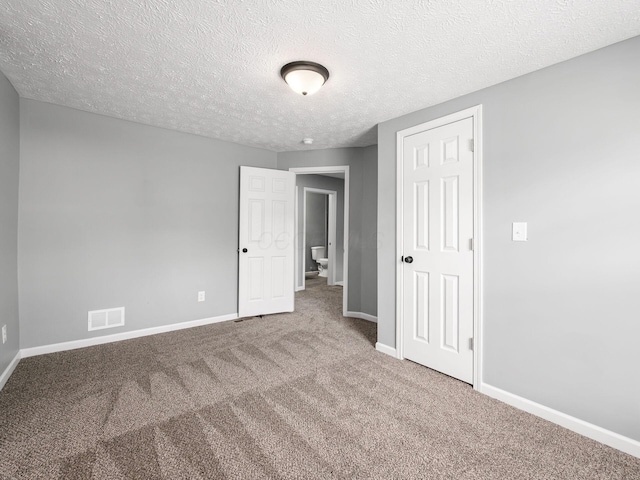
[198,291,205,302]
[513,222,528,241]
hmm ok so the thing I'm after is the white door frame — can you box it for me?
[302,187,338,286]
[290,166,350,317]
[396,105,484,390]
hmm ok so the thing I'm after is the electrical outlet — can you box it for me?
[2,325,6,344]
[198,291,205,302]
[512,222,528,241]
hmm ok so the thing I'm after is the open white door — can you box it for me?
[239,166,296,318]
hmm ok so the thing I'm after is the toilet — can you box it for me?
[311,246,329,278]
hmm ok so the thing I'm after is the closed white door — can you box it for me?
[239,166,295,318]
[402,117,474,383]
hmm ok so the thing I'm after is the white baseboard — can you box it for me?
[335,281,344,286]
[295,286,305,292]
[375,342,397,358]
[346,311,377,323]
[480,383,640,459]
[21,313,238,358]
[0,351,22,391]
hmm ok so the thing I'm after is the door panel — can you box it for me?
[415,271,429,342]
[402,117,474,384]
[271,256,286,298]
[441,176,459,252]
[415,181,430,250]
[249,199,264,242]
[441,273,459,352]
[239,166,295,318]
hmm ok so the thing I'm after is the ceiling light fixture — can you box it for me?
[281,61,329,96]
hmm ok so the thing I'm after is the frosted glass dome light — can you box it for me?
[281,61,330,96]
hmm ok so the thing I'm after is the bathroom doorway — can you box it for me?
[303,188,338,286]
[290,166,349,317]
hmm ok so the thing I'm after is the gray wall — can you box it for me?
[19,99,276,348]
[295,175,345,285]
[378,36,640,441]
[304,192,327,272]
[277,148,377,316]
[360,145,378,317]
[0,71,20,374]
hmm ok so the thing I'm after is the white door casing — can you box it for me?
[238,166,296,318]
[396,106,483,386]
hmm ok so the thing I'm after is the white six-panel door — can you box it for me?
[238,166,295,318]
[401,117,474,384]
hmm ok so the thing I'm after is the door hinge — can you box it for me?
[469,238,473,251]
[469,338,474,350]
[470,139,474,152]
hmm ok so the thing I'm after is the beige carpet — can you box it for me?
[1,275,639,479]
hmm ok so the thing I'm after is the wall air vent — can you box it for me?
[88,307,125,331]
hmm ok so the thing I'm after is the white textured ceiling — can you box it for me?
[0,1,638,152]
